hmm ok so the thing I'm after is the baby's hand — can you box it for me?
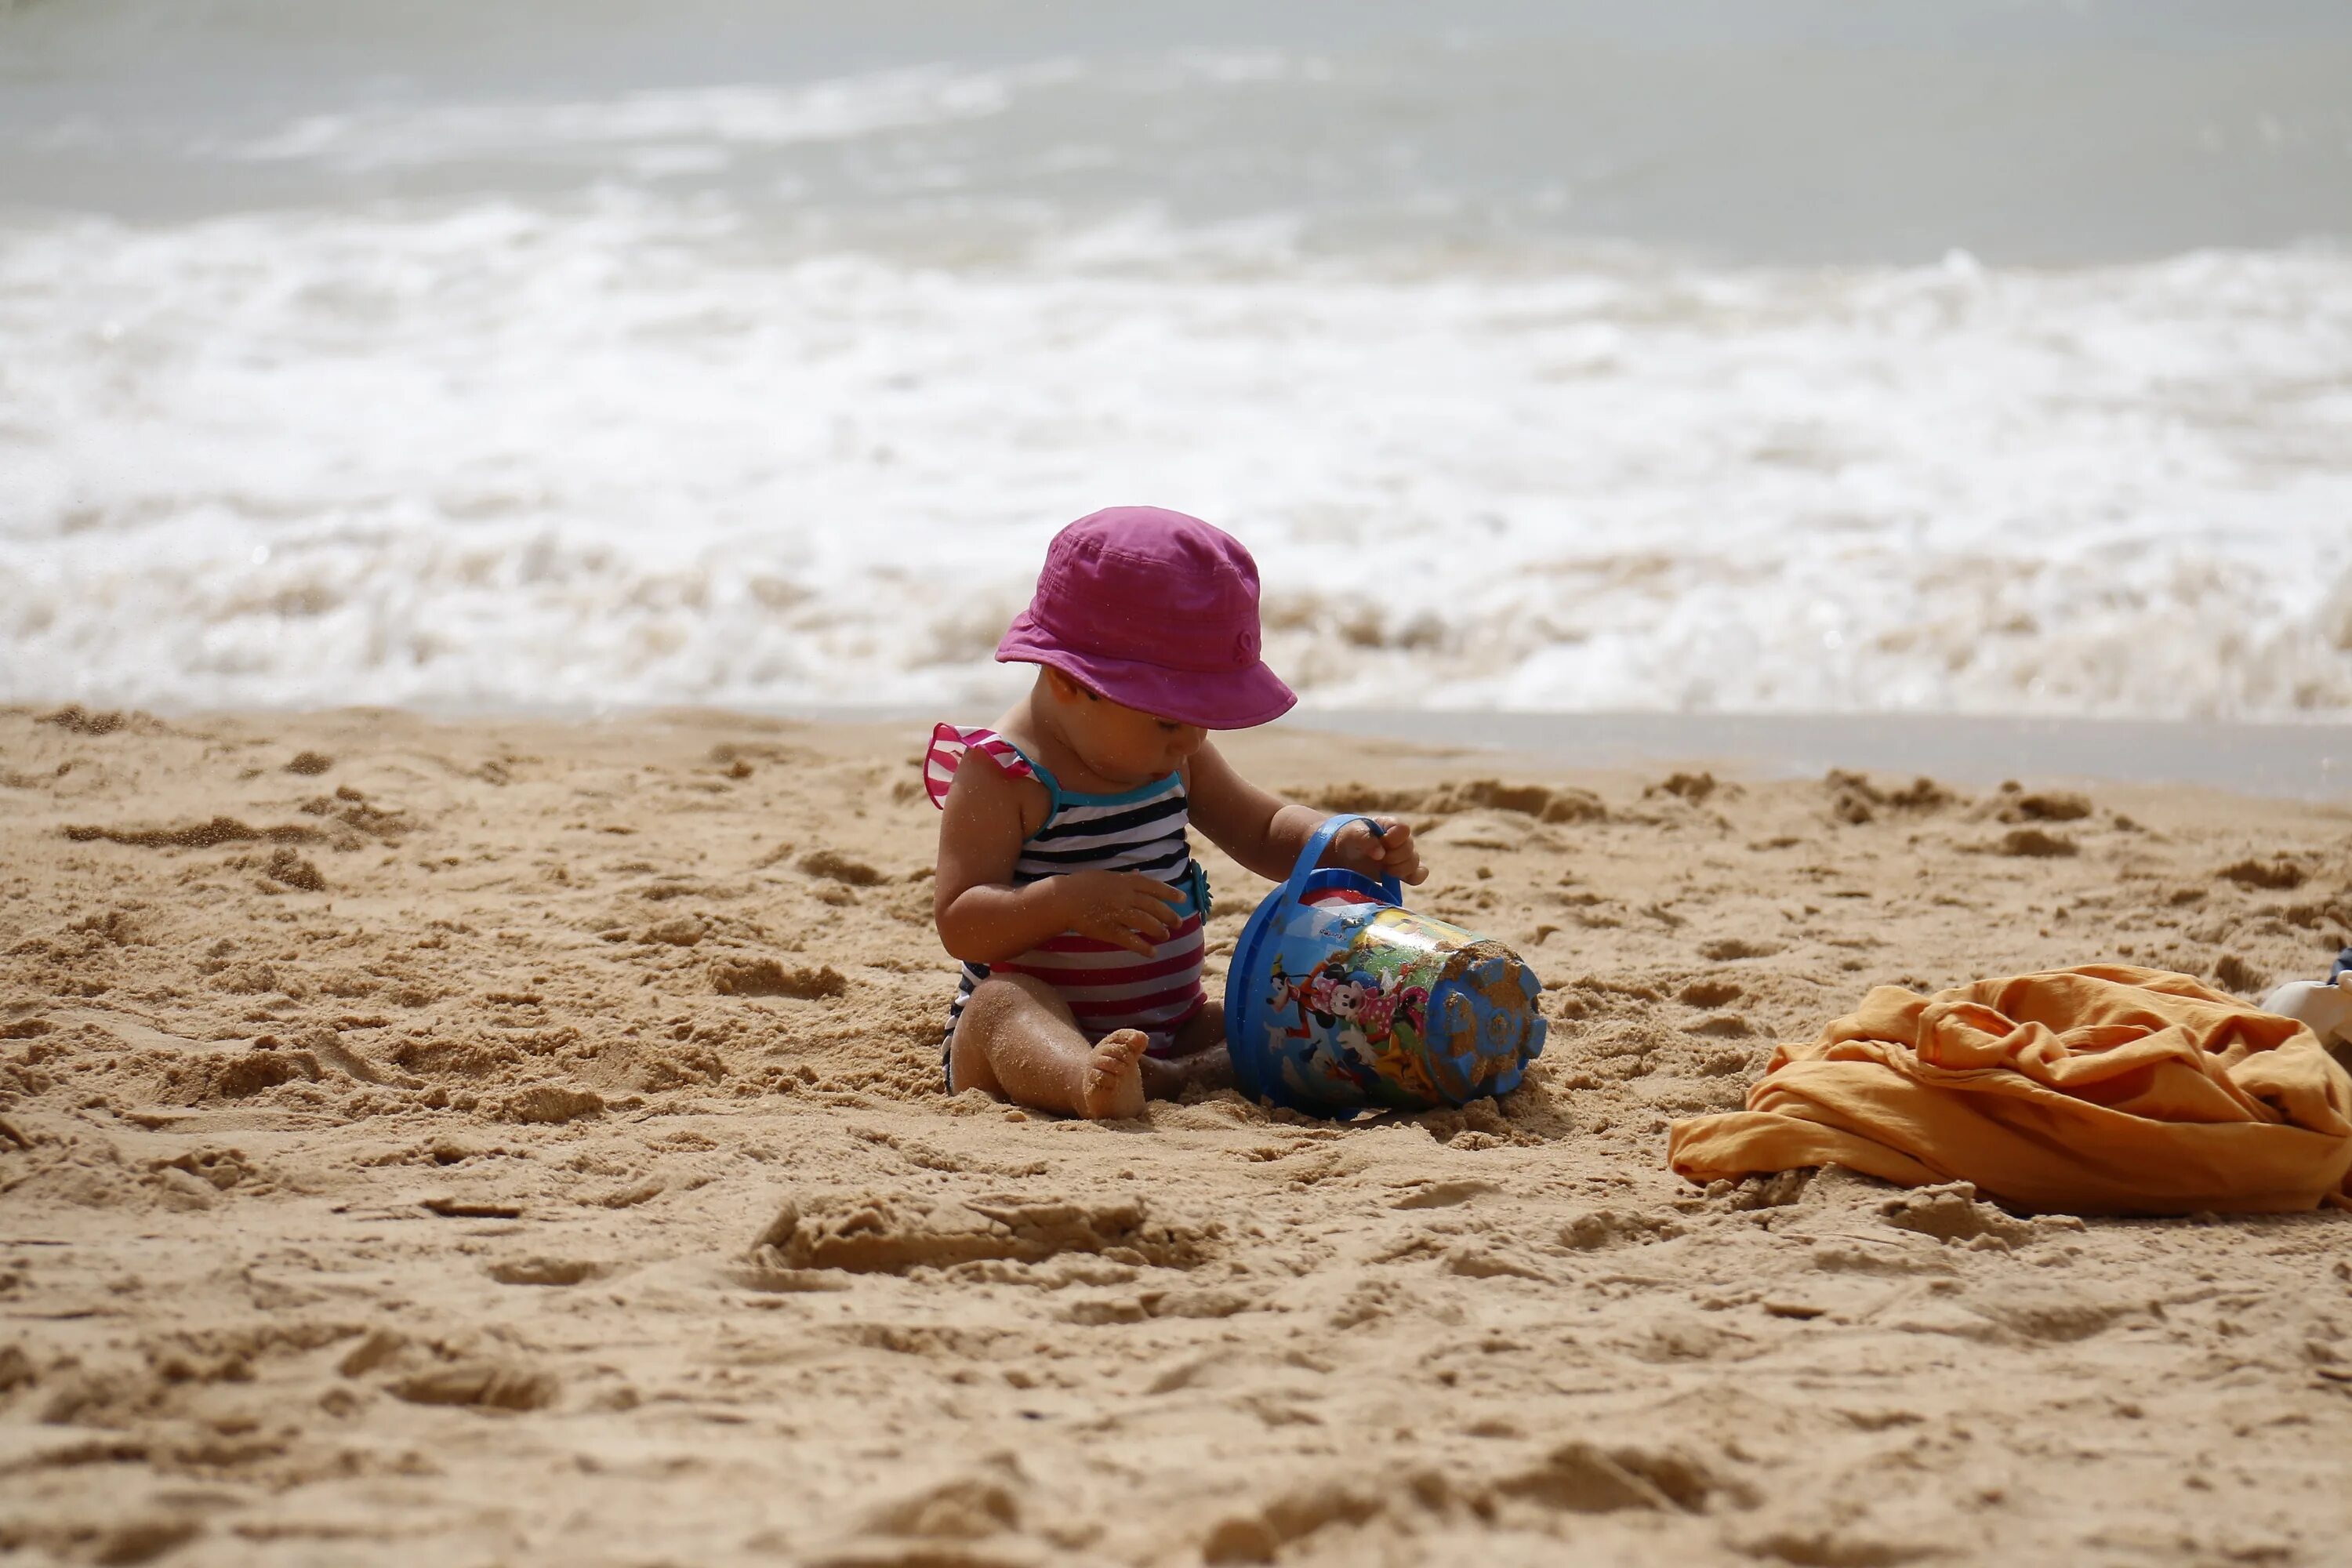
[1331,816,1426,886]
[1051,870,1185,956]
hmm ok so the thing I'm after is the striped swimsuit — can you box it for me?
[924,724,1210,1086]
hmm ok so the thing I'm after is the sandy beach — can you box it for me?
[10,3,2352,1563]
[2,702,2348,1566]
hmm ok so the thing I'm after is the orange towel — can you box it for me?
[1666,965,2352,1214]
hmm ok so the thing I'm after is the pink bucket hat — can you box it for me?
[997,507,1296,730]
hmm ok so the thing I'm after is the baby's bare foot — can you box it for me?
[1079,1029,1149,1120]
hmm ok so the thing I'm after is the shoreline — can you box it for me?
[19,701,2350,803]
[1288,709,2352,803]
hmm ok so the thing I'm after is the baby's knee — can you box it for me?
[960,974,1043,1032]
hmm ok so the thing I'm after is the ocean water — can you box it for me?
[4,0,2350,720]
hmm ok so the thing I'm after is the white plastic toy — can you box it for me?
[2263,948,2352,1052]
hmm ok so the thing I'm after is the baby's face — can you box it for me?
[1056,683,1206,786]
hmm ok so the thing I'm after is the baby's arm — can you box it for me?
[934,753,1185,962]
[1186,742,1427,887]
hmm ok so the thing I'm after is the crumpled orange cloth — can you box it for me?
[1666,965,2352,1214]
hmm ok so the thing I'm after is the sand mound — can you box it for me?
[751,1192,1218,1274]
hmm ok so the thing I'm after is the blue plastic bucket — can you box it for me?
[1225,814,1548,1116]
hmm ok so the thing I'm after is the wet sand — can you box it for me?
[2,703,2349,1566]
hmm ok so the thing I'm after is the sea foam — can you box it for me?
[3,184,2347,718]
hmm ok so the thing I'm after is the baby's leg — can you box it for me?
[1140,1000,1235,1100]
[949,973,1146,1120]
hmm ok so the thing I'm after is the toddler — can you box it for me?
[926,508,1425,1119]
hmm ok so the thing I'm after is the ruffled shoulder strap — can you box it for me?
[922,724,1040,810]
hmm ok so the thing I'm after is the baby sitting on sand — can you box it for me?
[924,508,1425,1119]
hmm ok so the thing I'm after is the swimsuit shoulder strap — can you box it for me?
[922,724,1058,810]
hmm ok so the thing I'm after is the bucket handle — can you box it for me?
[1268,813,1401,927]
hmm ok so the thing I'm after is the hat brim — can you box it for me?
[998,618,1295,731]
